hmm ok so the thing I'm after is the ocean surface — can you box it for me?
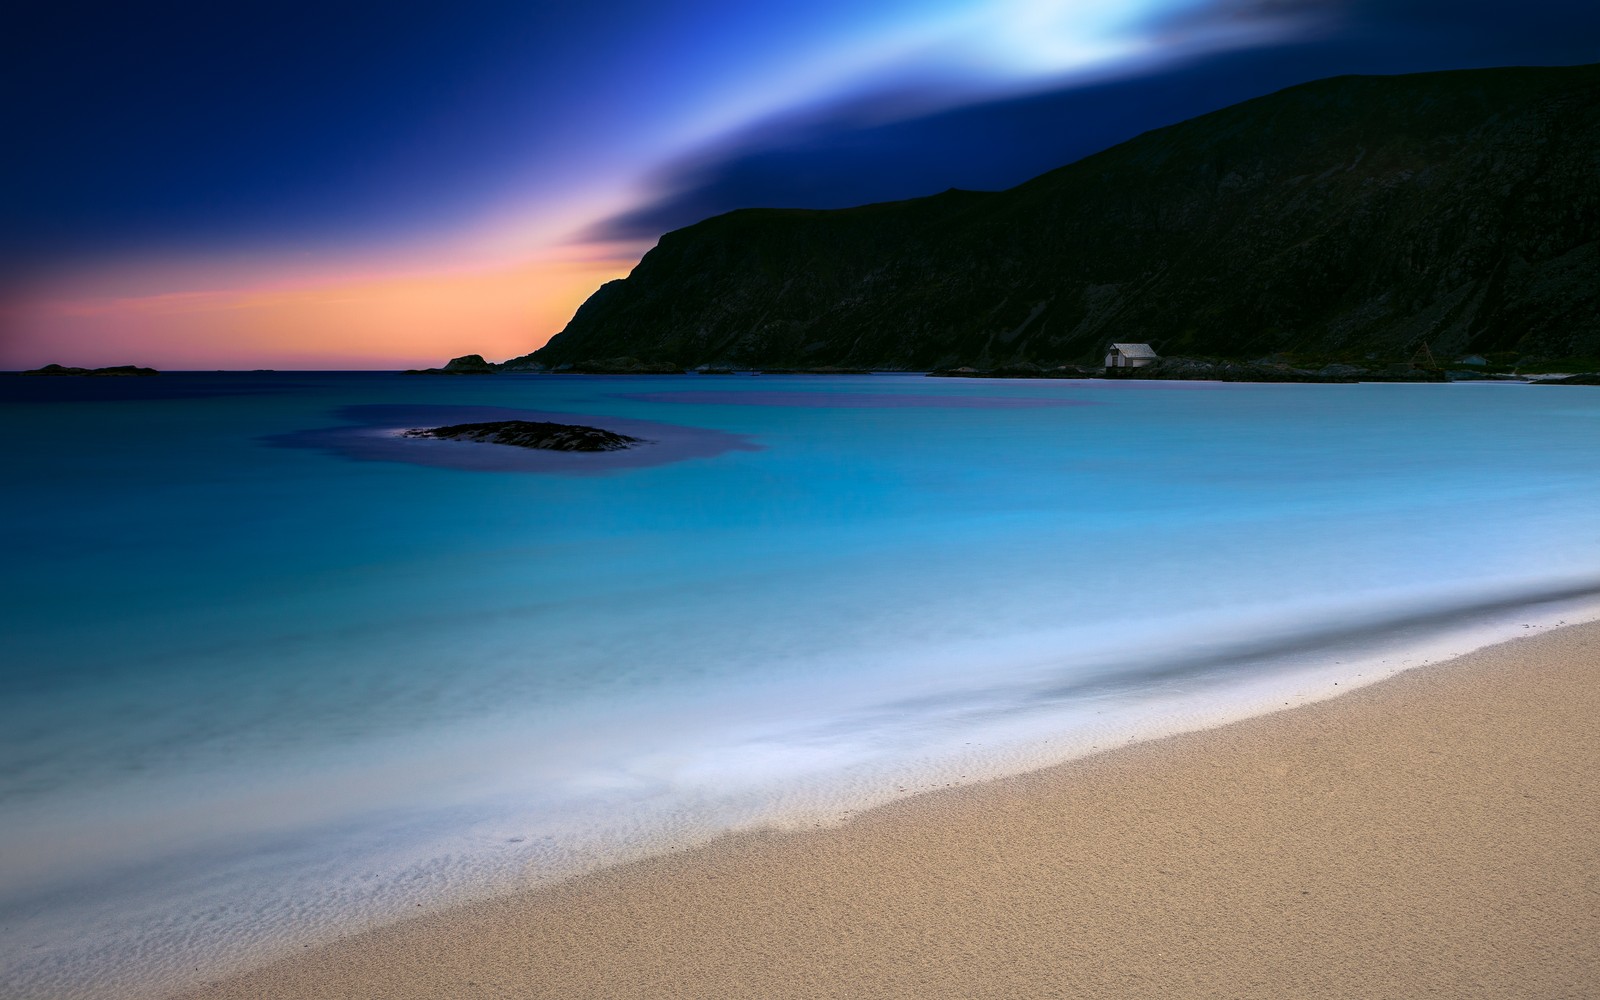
[3,372,1598,998]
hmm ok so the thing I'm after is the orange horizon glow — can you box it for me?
[1,249,639,371]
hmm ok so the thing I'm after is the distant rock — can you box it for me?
[995,361,1041,376]
[567,357,684,374]
[402,420,644,451]
[498,356,548,373]
[22,363,158,376]
[1534,373,1600,385]
[1107,356,1455,382]
[757,366,872,375]
[928,364,1097,378]
[1122,357,1345,382]
[405,354,497,375]
[1351,365,1451,383]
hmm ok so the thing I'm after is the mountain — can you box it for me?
[518,64,1599,371]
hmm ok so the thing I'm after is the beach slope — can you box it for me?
[181,622,1600,999]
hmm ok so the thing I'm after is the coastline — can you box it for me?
[178,619,1600,999]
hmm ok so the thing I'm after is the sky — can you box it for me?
[2,1,1597,370]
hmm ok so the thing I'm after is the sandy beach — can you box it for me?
[179,620,1600,1000]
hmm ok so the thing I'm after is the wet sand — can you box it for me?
[179,621,1600,999]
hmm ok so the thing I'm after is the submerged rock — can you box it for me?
[402,420,644,452]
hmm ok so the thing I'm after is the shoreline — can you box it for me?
[177,618,1600,999]
[7,590,1596,999]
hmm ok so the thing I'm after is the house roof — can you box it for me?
[1108,343,1159,358]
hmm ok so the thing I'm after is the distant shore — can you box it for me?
[179,620,1600,1000]
[392,351,1599,382]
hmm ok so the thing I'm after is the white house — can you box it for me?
[1104,343,1159,369]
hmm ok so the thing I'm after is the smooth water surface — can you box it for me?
[3,372,1598,997]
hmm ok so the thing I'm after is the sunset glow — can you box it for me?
[5,0,1594,369]
[5,250,635,370]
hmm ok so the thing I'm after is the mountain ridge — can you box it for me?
[510,63,1600,371]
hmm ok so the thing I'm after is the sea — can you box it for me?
[3,371,1598,998]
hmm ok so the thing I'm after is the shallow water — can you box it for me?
[3,372,1598,998]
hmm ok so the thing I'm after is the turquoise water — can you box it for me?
[3,372,1598,997]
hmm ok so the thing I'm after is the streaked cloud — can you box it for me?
[3,0,1595,369]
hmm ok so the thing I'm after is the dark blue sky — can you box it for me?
[6,1,1595,260]
[3,0,1596,368]
[596,0,1600,239]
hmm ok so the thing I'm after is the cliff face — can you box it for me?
[528,64,1600,370]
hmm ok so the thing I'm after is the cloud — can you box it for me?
[588,0,1599,243]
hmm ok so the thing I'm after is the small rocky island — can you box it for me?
[23,363,159,376]
[403,354,497,375]
[402,420,644,452]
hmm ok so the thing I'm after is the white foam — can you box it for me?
[5,587,1596,1000]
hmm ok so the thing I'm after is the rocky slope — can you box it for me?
[517,64,1599,371]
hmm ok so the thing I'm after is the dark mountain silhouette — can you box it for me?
[514,64,1599,371]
